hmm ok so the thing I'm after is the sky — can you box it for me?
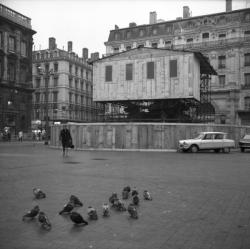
[1,0,250,56]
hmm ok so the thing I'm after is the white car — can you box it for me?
[178,132,235,153]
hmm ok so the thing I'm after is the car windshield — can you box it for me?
[243,134,250,139]
[193,133,204,140]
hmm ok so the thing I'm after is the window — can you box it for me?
[54,78,58,87]
[75,94,78,104]
[45,64,49,73]
[170,60,177,78]
[218,55,226,68]
[187,38,193,43]
[81,96,84,105]
[126,64,133,81]
[202,33,209,39]
[69,64,72,74]
[35,93,40,103]
[165,41,172,47]
[0,59,3,78]
[69,78,72,88]
[245,97,250,110]
[0,32,3,48]
[75,79,78,89]
[244,30,250,36]
[244,53,250,66]
[219,75,225,87]
[36,79,40,88]
[219,33,226,39]
[8,36,15,51]
[126,46,131,50]
[114,47,119,53]
[8,63,15,81]
[54,63,58,72]
[80,81,83,91]
[69,93,72,103]
[147,62,154,79]
[53,92,58,102]
[20,66,26,82]
[75,66,78,76]
[81,69,83,78]
[152,43,158,48]
[245,73,250,87]
[127,31,131,39]
[21,41,27,57]
[214,134,223,139]
[203,134,213,140]
[138,44,144,48]
[105,65,112,82]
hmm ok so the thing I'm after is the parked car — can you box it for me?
[239,134,250,152]
[178,132,235,153]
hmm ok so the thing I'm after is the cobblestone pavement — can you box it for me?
[0,142,250,249]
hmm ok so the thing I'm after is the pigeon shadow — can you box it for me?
[69,224,87,233]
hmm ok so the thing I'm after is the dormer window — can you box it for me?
[139,29,145,37]
[153,29,157,35]
[126,31,131,39]
[114,32,120,40]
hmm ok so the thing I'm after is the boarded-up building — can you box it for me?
[93,47,216,122]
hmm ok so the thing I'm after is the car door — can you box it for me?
[200,133,214,149]
[214,133,223,148]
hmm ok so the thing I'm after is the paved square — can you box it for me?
[0,142,250,249]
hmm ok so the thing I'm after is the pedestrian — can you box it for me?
[59,125,72,156]
[18,131,23,142]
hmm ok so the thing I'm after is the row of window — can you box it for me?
[0,32,27,56]
[218,73,250,87]
[105,60,178,82]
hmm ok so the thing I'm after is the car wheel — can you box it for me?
[214,149,220,153]
[223,147,230,153]
[240,148,245,153]
[190,145,199,153]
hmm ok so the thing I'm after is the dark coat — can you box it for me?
[60,128,72,147]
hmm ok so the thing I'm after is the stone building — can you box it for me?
[32,38,104,127]
[104,1,250,125]
[0,3,36,134]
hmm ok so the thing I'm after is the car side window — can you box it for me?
[203,134,213,140]
[214,134,223,139]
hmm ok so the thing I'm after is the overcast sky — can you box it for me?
[2,0,250,56]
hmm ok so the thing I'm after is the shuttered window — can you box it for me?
[147,62,154,79]
[126,64,133,80]
[105,65,112,82]
[170,60,177,77]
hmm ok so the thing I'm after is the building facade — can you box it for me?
[104,2,250,125]
[32,38,104,127]
[0,4,36,134]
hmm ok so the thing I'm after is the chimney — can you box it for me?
[149,11,157,24]
[82,48,88,60]
[49,37,56,50]
[183,6,190,19]
[68,41,73,52]
[91,52,99,61]
[226,0,232,12]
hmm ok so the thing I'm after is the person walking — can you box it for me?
[59,125,72,156]
[18,131,23,142]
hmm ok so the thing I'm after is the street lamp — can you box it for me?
[38,66,54,145]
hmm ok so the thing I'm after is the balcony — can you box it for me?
[0,4,31,29]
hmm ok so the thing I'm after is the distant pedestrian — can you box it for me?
[18,131,23,142]
[59,125,72,156]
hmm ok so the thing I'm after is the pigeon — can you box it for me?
[132,194,140,206]
[114,199,126,212]
[59,202,74,215]
[109,193,118,206]
[70,212,88,226]
[33,188,46,199]
[69,195,83,207]
[22,205,40,220]
[127,203,138,219]
[122,189,129,200]
[102,203,110,217]
[87,206,98,220]
[131,188,138,197]
[38,211,51,230]
[123,186,131,193]
[143,190,152,200]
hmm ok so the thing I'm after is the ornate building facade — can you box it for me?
[104,2,250,125]
[0,4,36,134]
[32,38,104,126]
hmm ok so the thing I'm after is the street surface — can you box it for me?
[0,142,250,249]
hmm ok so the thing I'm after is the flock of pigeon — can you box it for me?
[22,186,153,230]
